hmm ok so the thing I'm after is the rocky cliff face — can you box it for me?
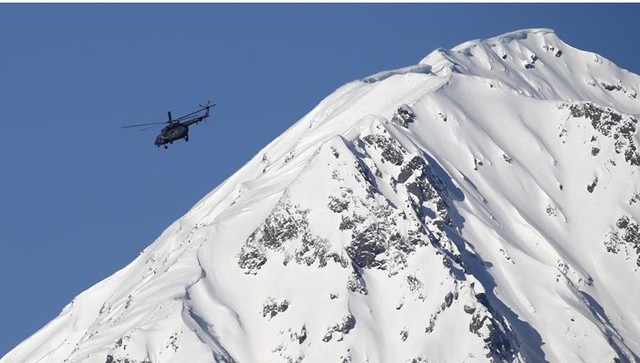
[4,29,640,363]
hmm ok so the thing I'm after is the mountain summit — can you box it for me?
[4,29,640,363]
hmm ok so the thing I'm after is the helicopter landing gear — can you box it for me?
[185,135,189,142]
[164,145,168,149]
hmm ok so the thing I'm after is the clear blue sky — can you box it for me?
[1,3,638,357]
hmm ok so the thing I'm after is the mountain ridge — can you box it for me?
[3,28,640,363]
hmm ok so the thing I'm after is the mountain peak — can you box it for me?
[485,27,557,42]
[414,28,639,111]
[4,30,640,363]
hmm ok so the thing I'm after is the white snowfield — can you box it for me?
[3,28,640,363]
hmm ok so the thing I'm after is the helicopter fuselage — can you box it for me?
[155,123,189,148]
[124,102,214,149]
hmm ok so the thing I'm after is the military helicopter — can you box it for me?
[124,102,216,148]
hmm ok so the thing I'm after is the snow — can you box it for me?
[3,28,640,363]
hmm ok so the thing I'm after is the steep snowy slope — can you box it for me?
[4,29,640,363]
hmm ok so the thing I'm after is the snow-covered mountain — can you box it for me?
[4,28,640,363]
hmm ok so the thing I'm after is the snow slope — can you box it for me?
[3,28,640,363]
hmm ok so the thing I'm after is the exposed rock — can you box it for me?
[297,325,307,344]
[391,104,417,127]
[238,196,335,274]
[263,298,290,320]
[323,314,356,342]
[237,244,267,274]
[587,177,598,193]
[601,82,623,92]
[346,224,387,269]
[566,102,640,165]
[347,269,368,295]
[605,215,640,266]
[400,329,409,342]
[362,134,405,165]
[464,304,476,314]
[328,195,350,213]
[472,293,520,361]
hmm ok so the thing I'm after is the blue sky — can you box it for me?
[1,3,639,356]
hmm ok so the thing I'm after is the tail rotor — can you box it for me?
[199,101,216,117]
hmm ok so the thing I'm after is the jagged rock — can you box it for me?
[469,312,487,336]
[263,298,290,319]
[237,245,267,274]
[464,304,477,314]
[362,134,405,165]
[323,314,356,342]
[347,224,387,268]
[443,291,456,309]
[328,195,350,213]
[605,216,640,266]
[347,270,368,295]
[238,196,336,273]
[587,177,598,193]
[566,102,640,165]
[391,104,417,127]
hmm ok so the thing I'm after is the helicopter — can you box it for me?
[123,102,216,148]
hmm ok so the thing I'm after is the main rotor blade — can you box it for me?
[172,102,216,122]
[139,124,163,131]
[122,121,168,129]
[122,102,215,128]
